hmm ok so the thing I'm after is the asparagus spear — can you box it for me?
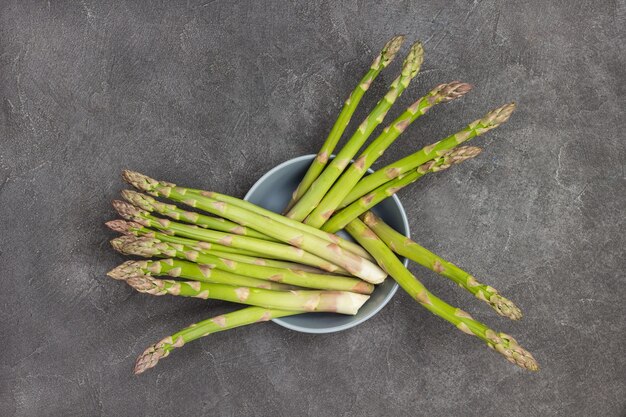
[111,236,375,294]
[306,82,472,228]
[125,274,370,315]
[188,188,374,261]
[339,103,516,208]
[122,190,274,241]
[122,171,387,284]
[345,218,538,370]
[107,219,336,275]
[287,41,425,222]
[285,35,406,212]
[108,259,298,291]
[112,200,345,274]
[361,212,521,319]
[134,307,296,374]
[323,147,482,233]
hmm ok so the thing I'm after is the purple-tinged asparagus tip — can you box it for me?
[483,102,516,127]
[435,81,473,103]
[488,332,539,371]
[380,35,406,65]
[112,200,149,223]
[107,260,148,280]
[105,219,144,235]
[122,170,173,193]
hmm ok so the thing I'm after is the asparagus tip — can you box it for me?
[107,260,147,280]
[380,35,406,65]
[490,332,539,371]
[105,219,142,235]
[122,170,167,193]
[126,274,163,294]
[402,41,424,76]
[483,102,516,127]
[436,81,473,103]
[490,293,523,320]
[121,189,157,212]
[134,341,171,375]
[112,200,148,223]
[111,235,165,257]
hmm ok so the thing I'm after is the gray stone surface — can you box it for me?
[1,0,624,415]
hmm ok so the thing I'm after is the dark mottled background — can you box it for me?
[1,1,624,416]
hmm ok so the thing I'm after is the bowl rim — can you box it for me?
[244,154,410,334]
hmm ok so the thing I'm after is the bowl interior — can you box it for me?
[244,155,410,333]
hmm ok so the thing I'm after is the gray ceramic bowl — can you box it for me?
[244,155,410,333]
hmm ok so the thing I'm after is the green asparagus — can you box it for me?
[339,103,516,208]
[323,147,482,232]
[306,82,472,228]
[345,218,538,371]
[122,171,387,283]
[125,274,370,315]
[134,307,297,374]
[111,236,375,294]
[361,212,521,319]
[287,41,425,222]
[285,35,406,211]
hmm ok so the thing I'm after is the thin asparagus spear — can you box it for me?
[306,82,472,228]
[287,41,425,223]
[188,189,374,261]
[339,103,516,208]
[107,219,337,275]
[122,190,275,241]
[361,212,521,319]
[134,307,297,374]
[111,236,375,294]
[323,147,482,232]
[124,274,370,315]
[285,35,406,212]
[108,259,298,291]
[122,171,387,284]
[345,218,538,371]
[112,200,345,274]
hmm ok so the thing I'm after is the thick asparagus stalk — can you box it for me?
[306,82,472,228]
[285,35,406,212]
[323,147,482,232]
[122,171,387,284]
[111,236,375,294]
[361,212,521,319]
[345,218,538,371]
[108,259,298,291]
[107,219,335,275]
[124,274,370,315]
[134,307,296,374]
[287,41,425,222]
[339,103,516,208]
[122,190,274,241]
[112,200,345,274]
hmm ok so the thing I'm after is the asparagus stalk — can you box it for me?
[306,82,472,228]
[339,103,516,208]
[107,219,335,275]
[111,236,375,294]
[122,171,387,284]
[361,212,521,319]
[345,218,538,371]
[122,190,274,241]
[108,259,298,291]
[287,41,425,222]
[285,35,406,212]
[112,200,345,274]
[323,147,482,233]
[188,188,374,261]
[124,274,370,315]
[134,307,296,374]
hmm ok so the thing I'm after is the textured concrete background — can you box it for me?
[1,1,624,416]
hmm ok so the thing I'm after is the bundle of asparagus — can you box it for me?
[106,35,538,375]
